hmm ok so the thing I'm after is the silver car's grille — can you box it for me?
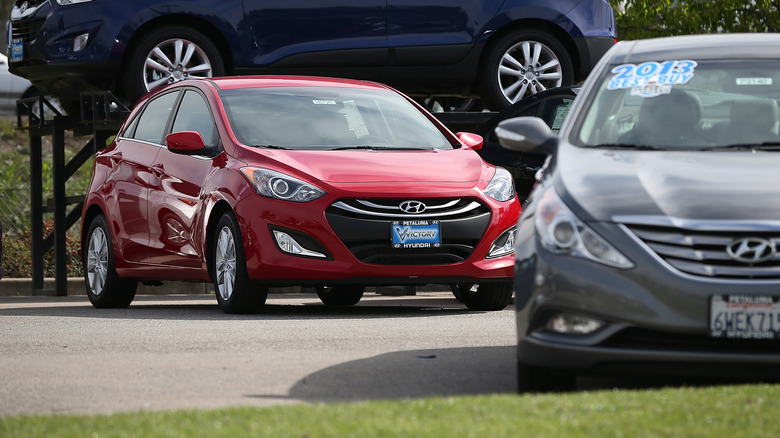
[326,198,491,265]
[621,219,780,279]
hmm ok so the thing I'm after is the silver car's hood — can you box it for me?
[556,144,780,222]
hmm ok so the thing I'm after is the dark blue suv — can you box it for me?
[7,0,615,111]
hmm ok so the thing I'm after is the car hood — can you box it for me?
[250,148,491,185]
[557,145,780,222]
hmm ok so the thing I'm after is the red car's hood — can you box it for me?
[251,148,492,185]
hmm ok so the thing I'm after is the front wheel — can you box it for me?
[83,214,137,308]
[316,285,365,306]
[480,29,573,110]
[212,212,268,314]
[450,282,513,311]
[123,25,225,104]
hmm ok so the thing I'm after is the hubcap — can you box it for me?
[86,227,109,296]
[143,38,212,92]
[497,40,562,104]
[215,226,237,301]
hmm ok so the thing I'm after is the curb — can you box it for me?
[0,278,213,296]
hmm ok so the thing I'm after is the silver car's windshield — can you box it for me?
[219,86,454,151]
[577,60,780,150]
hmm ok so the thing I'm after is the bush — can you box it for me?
[1,219,83,278]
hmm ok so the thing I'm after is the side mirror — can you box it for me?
[495,117,558,155]
[166,131,212,156]
[456,132,483,150]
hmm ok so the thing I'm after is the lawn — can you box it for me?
[2,385,778,437]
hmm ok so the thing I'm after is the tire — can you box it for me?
[316,285,365,306]
[517,362,577,393]
[212,212,268,314]
[123,25,225,104]
[480,29,573,111]
[83,214,137,308]
[450,282,513,311]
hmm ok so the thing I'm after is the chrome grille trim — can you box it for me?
[617,215,780,280]
[331,199,482,218]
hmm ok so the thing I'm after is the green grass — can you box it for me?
[2,385,779,437]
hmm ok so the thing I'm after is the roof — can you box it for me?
[205,75,390,91]
[607,33,780,63]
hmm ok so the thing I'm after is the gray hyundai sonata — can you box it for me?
[497,33,780,392]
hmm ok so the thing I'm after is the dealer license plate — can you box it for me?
[391,220,440,249]
[710,295,780,339]
[10,38,23,63]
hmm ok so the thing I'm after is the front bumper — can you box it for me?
[515,224,780,377]
[234,193,520,286]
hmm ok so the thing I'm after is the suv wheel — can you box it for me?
[481,29,573,110]
[123,25,225,104]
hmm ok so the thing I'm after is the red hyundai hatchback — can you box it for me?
[81,76,521,314]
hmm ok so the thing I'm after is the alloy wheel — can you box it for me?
[215,226,237,302]
[497,40,563,104]
[143,38,213,92]
[86,227,109,297]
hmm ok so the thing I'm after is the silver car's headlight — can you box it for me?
[241,167,325,202]
[535,187,633,269]
[484,167,515,202]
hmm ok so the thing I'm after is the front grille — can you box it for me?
[326,198,491,265]
[11,18,44,43]
[622,220,780,279]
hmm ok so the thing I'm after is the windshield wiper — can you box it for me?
[330,145,396,151]
[702,142,780,151]
[253,144,288,150]
[591,143,666,150]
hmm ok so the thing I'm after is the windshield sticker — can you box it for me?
[608,60,697,97]
[736,78,773,86]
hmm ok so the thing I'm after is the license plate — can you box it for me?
[710,295,780,339]
[10,38,23,63]
[391,220,440,249]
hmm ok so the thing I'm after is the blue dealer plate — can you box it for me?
[10,39,23,63]
[392,220,440,248]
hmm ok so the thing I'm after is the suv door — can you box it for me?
[243,0,388,67]
[388,0,504,65]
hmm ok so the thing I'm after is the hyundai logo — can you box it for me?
[399,200,426,214]
[727,237,776,264]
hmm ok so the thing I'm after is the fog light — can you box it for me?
[73,32,89,52]
[487,226,517,259]
[546,313,604,335]
[272,230,327,258]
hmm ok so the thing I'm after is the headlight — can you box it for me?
[535,187,633,269]
[240,167,325,202]
[484,167,515,202]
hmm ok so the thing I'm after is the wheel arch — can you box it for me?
[205,200,235,281]
[480,19,581,83]
[80,204,106,251]
[120,15,237,79]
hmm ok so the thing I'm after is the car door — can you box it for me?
[105,90,179,263]
[387,0,504,65]
[242,0,388,67]
[147,89,219,270]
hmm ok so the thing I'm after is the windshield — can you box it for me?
[576,60,780,150]
[219,86,454,151]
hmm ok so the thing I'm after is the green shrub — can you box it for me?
[1,219,83,278]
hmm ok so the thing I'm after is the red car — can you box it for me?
[81,76,521,314]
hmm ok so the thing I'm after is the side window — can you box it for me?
[171,90,219,147]
[539,98,574,134]
[130,91,180,144]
